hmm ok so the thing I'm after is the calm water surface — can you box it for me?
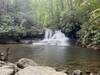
[0,44,100,72]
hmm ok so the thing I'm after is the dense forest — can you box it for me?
[0,0,100,48]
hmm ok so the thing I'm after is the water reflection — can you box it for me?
[0,44,100,71]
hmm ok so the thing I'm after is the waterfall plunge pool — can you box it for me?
[0,44,100,72]
[0,28,100,72]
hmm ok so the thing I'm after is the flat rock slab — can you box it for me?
[15,66,67,75]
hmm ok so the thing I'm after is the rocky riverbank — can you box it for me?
[0,58,100,75]
[0,58,67,75]
[76,42,100,50]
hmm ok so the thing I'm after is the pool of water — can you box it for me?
[0,44,100,72]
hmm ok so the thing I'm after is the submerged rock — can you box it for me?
[86,71,94,75]
[97,71,100,75]
[16,58,38,69]
[15,66,67,75]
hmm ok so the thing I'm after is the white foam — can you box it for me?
[32,29,69,46]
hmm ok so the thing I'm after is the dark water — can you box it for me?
[0,44,100,72]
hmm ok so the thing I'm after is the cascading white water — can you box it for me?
[32,28,69,46]
[44,28,53,39]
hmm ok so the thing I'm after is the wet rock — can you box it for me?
[16,58,38,69]
[72,70,82,75]
[86,72,90,75]
[87,44,92,48]
[15,66,67,75]
[97,71,100,75]
[90,73,93,75]
[86,71,93,75]
[91,46,98,50]
[60,69,68,74]
[0,61,6,67]
[91,45,100,50]
[0,52,5,60]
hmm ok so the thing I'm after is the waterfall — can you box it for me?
[44,28,53,39]
[32,28,69,46]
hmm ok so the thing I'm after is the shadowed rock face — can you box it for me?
[15,66,67,75]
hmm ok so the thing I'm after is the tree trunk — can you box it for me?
[67,0,73,10]
[60,0,64,10]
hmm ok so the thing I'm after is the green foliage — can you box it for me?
[0,0,99,46]
[76,0,100,45]
[0,14,14,32]
[59,10,87,33]
[30,0,68,28]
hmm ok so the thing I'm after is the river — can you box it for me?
[0,44,100,72]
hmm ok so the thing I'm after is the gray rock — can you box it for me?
[72,70,82,75]
[16,58,38,69]
[0,65,15,75]
[15,66,67,75]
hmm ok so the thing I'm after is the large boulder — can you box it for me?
[0,64,16,75]
[15,66,67,75]
[16,58,38,69]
